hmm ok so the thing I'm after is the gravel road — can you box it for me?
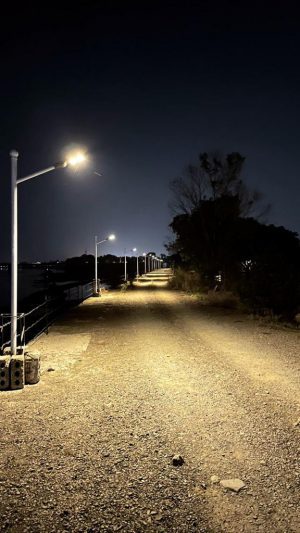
[1,277,299,532]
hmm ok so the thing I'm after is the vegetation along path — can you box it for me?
[1,270,299,532]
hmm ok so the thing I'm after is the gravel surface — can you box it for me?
[1,272,299,532]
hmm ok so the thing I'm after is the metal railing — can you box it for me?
[0,313,25,353]
[0,281,94,354]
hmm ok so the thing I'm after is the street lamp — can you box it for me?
[124,248,127,282]
[149,254,152,271]
[10,149,87,356]
[142,253,147,275]
[94,234,115,295]
[132,248,139,278]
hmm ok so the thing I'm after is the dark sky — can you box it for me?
[0,1,300,261]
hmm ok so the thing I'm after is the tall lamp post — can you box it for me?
[149,254,152,271]
[142,253,147,275]
[10,149,86,356]
[124,248,127,282]
[132,248,139,278]
[94,234,115,295]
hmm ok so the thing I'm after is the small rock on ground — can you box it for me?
[220,478,245,492]
[172,454,184,466]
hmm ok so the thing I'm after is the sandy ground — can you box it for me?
[0,271,299,532]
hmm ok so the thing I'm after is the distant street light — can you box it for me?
[10,149,87,356]
[132,248,139,278]
[124,248,127,282]
[94,234,115,295]
[142,253,147,275]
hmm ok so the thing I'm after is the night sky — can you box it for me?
[0,1,300,262]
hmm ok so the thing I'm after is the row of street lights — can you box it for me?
[123,250,162,283]
[93,240,163,294]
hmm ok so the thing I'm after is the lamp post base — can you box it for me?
[1,348,41,390]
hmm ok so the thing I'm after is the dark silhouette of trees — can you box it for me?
[170,152,267,217]
[237,220,300,314]
[168,152,300,316]
[63,254,138,287]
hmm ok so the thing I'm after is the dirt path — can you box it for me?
[0,282,299,532]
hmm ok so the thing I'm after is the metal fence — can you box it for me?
[0,281,94,354]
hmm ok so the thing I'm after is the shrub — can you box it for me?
[169,268,204,292]
[205,290,240,309]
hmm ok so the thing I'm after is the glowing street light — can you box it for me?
[94,234,115,295]
[151,255,155,271]
[10,149,86,356]
[67,152,87,166]
[124,248,127,282]
[132,248,139,278]
[142,253,147,275]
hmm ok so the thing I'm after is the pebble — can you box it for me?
[220,478,246,492]
[172,455,184,466]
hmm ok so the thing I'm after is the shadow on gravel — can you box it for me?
[50,289,179,333]
[56,302,178,333]
[49,287,258,337]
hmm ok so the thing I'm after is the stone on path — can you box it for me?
[220,478,245,492]
[172,454,184,466]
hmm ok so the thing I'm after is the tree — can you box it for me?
[168,195,244,288]
[170,152,267,217]
[168,151,300,315]
[168,152,264,287]
[236,220,300,315]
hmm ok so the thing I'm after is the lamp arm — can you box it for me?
[16,161,66,185]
